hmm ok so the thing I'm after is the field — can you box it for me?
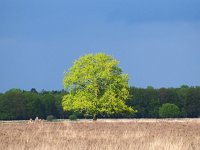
[0,119,200,150]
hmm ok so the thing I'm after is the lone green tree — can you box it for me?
[62,53,135,120]
[159,103,180,118]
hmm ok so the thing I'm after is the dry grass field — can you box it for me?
[0,119,200,150]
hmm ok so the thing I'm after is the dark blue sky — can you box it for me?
[0,0,200,92]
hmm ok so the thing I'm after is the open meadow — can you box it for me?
[0,119,200,150]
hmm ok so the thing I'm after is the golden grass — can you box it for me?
[0,119,200,150]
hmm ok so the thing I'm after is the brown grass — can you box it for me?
[0,119,200,150]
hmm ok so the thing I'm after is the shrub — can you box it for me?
[69,114,77,121]
[46,115,55,121]
[159,103,180,118]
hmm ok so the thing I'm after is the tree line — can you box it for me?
[0,85,200,120]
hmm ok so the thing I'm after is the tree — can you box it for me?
[43,94,59,118]
[186,87,200,117]
[159,103,180,118]
[128,87,159,118]
[23,91,45,119]
[0,89,26,120]
[62,53,135,120]
[177,85,189,117]
[30,88,38,94]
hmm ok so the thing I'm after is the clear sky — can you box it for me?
[0,0,200,92]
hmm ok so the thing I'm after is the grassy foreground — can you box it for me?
[0,119,200,150]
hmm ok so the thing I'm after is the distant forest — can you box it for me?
[0,85,200,120]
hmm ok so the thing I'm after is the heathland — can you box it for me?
[0,119,200,150]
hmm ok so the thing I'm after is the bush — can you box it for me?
[46,115,55,121]
[159,103,180,118]
[69,114,77,121]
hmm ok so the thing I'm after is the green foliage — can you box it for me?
[186,87,200,117]
[159,103,180,118]
[62,53,135,120]
[46,115,55,121]
[41,94,58,117]
[0,86,200,120]
[128,87,159,118]
[0,89,67,120]
[0,89,26,120]
[69,114,77,121]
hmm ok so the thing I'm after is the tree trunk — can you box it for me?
[93,113,97,121]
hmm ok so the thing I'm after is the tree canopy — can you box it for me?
[62,53,135,120]
[159,103,180,118]
[0,86,200,120]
